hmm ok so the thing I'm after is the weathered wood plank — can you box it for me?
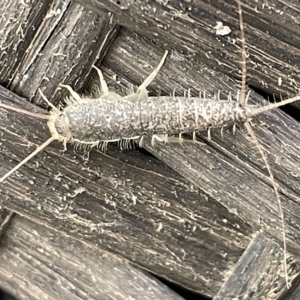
[100,28,300,255]
[0,215,185,300]
[4,0,119,108]
[75,0,300,100]
[214,232,300,300]
[0,86,254,297]
[0,85,45,114]
[4,0,299,104]
[0,0,54,86]
[0,0,299,298]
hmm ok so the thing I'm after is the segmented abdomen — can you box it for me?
[57,96,249,143]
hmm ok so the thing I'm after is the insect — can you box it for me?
[1,52,297,184]
[0,0,298,290]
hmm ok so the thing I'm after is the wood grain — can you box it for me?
[0,215,185,300]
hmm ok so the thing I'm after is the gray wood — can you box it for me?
[0,86,254,297]
[214,232,300,300]
[0,85,46,114]
[0,0,55,86]
[75,0,300,101]
[0,0,299,298]
[3,0,119,108]
[3,0,299,104]
[0,215,185,300]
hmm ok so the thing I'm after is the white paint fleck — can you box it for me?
[214,21,231,36]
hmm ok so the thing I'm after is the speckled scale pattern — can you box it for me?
[56,96,249,144]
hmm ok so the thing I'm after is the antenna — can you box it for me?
[0,137,55,183]
[0,102,49,119]
[236,0,290,288]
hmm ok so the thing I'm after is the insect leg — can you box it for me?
[124,50,168,102]
[137,50,168,92]
[38,88,59,112]
[92,65,109,95]
[91,65,123,101]
[59,83,82,103]
[151,133,205,146]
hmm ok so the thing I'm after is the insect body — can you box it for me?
[46,49,254,151]
[47,52,296,151]
[0,50,299,184]
[50,92,254,147]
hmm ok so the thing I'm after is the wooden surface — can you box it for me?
[2,0,299,102]
[76,0,300,99]
[0,0,300,299]
[100,28,300,252]
[0,0,54,86]
[214,232,300,300]
[0,215,185,300]
[1,0,118,107]
[0,85,253,297]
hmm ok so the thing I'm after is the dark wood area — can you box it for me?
[0,0,300,299]
[0,215,185,300]
[214,232,299,300]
